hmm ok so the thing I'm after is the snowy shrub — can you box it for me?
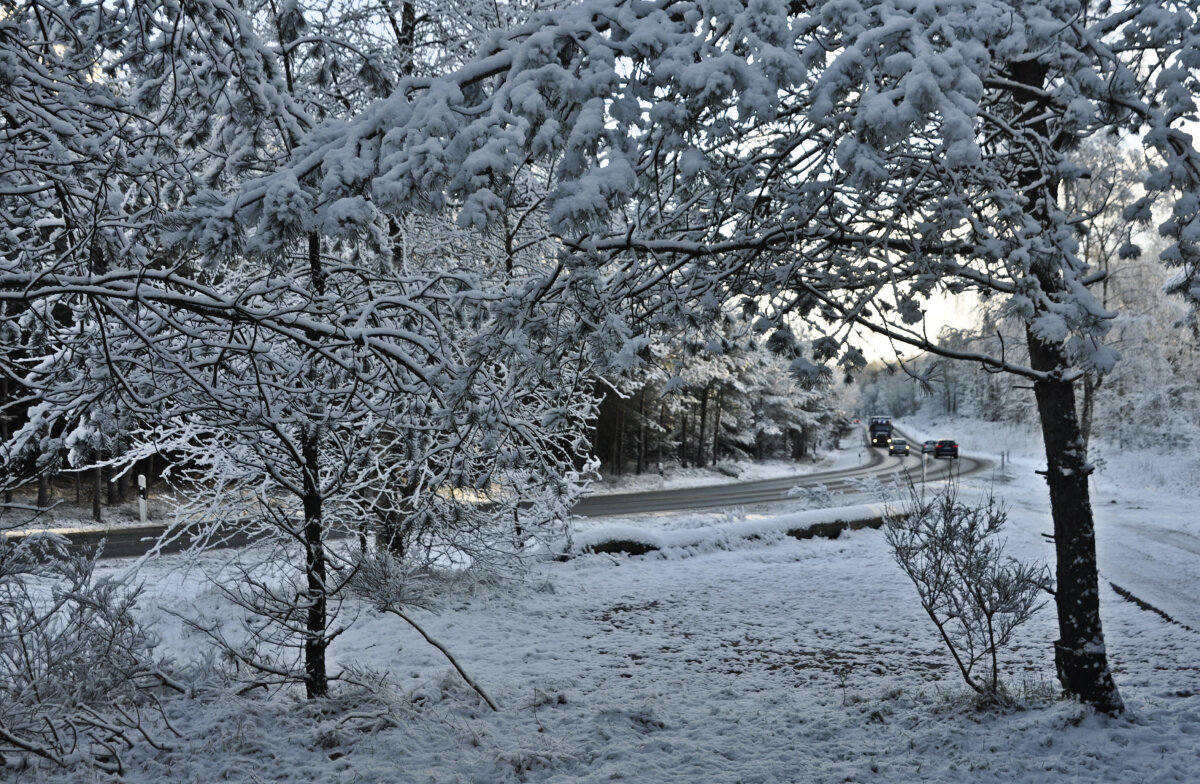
[885,485,1050,700]
[0,534,176,774]
[785,482,844,510]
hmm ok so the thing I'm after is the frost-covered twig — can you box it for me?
[380,604,500,712]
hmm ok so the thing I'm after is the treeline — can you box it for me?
[589,327,843,476]
[857,268,1200,453]
[0,393,169,522]
[0,333,844,515]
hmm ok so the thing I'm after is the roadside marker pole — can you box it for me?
[138,475,148,524]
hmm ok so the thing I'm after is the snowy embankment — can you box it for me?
[568,502,891,555]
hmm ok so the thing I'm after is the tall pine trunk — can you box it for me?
[657,403,666,473]
[695,384,710,468]
[636,388,646,475]
[1011,55,1123,715]
[680,412,689,467]
[105,464,119,506]
[91,463,102,523]
[711,390,722,466]
[1027,332,1123,714]
[1079,373,1101,455]
[613,401,624,476]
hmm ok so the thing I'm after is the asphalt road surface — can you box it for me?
[9,427,989,559]
[573,439,986,516]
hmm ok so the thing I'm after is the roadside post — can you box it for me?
[138,475,148,524]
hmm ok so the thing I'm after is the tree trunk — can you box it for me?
[657,403,666,473]
[613,400,624,476]
[1027,331,1123,715]
[680,412,688,467]
[117,469,130,503]
[302,434,329,700]
[1006,52,1123,714]
[695,384,710,468]
[37,473,50,508]
[386,1,418,78]
[789,427,806,461]
[91,464,102,523]
[377,480,417,559]
[0,377,9,505]
[636,388,646,476]
[711,390,722,466]
[105,464,119,506]
[302,231,329,699]
[1079,373,1101,455]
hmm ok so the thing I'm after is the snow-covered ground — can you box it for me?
[902,411,1200,630]
[10,420,1200,783]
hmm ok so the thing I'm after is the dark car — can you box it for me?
[922,440,937,454]
[888,438,910,456]
[934,439,959,459]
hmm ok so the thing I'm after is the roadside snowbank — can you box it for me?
[569,502,890,554]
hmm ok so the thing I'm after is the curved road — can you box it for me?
[12,428,989,559]
[573,437,987,517]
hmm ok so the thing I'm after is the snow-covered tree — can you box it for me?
[904,140,1200,453]
[0,0,305,504]
[591,312,837,473]
[206,0,1200,713]
[1064,141,1200,452]
[0,0,599,702]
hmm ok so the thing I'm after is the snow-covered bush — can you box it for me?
[885,485,1050,700]
[0,534,176,774]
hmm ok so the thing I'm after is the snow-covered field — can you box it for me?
[11,420,1200,783]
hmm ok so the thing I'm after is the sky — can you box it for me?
[851,288,983,363]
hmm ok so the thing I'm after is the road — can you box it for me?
[14,520,280,561]
[573,438,986,517]
[9,427,988,559]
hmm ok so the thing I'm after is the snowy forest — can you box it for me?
[855,139,1200,453]
[1,0,1199,779]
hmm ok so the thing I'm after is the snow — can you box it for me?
[10,422,1200,782]
[569,501,889,554]
[899,410,1200,629]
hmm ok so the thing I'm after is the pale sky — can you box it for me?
[852,290,982,363]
